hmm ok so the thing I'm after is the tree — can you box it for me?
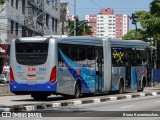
[0,0,5,5]
[67,20,92,36]
[150,0,160,16]
[123,29,149,41]
[123,0,160,68]
[0,0,5,13]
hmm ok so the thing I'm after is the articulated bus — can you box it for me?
[10,36,151,100]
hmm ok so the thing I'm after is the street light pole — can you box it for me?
[74,0,76,36]
[24,0,28,37]
[135,22,138,40]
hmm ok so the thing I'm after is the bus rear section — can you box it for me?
[10,38,57,100]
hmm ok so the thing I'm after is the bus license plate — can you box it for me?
[27,75,36,79]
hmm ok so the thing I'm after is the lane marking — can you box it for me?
[120,105,134,109]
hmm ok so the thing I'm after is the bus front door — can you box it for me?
[95,49,103,92]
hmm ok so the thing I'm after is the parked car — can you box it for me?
[0,74,8,84]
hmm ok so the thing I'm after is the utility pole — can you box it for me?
[83,23,85,35]
[24,0,28,37]
[61,6,66,35]
[74,0,76,36]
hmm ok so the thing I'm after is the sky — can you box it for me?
[60,0,153,29]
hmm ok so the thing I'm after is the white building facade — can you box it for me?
[0,0,60,43]
[96,14,116,38]
[85,8,129,39]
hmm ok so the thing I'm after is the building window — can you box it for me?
[52,0,55,8]
[22,0,25,14]
[11,0,14,7]
[16,0,19,9]
[55,0,58,10]
[11,21,14,34]
[46,14,49,27]
[52,18,55,31]
[16,23,18,36]
[52,0,55,4]
[22,26,25,37]
[55,19,58,33]
[47,0,51,4]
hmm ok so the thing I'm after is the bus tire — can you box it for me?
[118,80,124,94]
[137,78,146,92]
[74,82,81,98]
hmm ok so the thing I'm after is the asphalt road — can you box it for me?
[0,88,159,106]
[0,95,65,106]
[35,95,160,120]
[1,95,160,120]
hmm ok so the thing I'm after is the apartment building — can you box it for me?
[60,2,69,35]
[85,8,129,39]
[85,14,97,36]
[0,0,60,44]
[0,0,60,73]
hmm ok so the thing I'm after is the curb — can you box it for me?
[0,91,160,112]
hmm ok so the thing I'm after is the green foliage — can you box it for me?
[68,20,92,36]
[0,0,5,4]
[123,0,160,69]
[150,0,160,16]
[122,29,149,41]
[136,11,160,35]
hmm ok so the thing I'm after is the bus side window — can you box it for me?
[112,47,125,66]
[58,52,63,67]
[87,46,95,67]
[79,46,87,66]
[58,44,71,67]
[126,48,137,66]
[70,45,79,65]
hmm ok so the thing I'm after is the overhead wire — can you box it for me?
[90,0,104,9]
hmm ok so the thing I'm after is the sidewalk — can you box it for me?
[145,87,160,91]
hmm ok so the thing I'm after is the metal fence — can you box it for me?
[152,69,160,82]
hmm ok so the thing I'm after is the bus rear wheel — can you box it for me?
[137,80,145,92]
[118,80,124,94]
[74,83,81,98]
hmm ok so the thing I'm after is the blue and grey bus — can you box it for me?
[10,36,151,99]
